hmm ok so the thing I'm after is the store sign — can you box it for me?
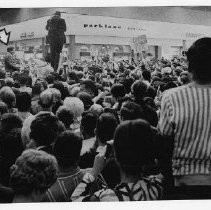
[67,15,211,40]
[133,35,147,45]
[20,32,35,39]
[84,24,121,29]
[67,15,146,38]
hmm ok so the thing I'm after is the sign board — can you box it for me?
[133,35,147,45]
[3,13,211,42]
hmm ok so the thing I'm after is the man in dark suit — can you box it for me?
[46,11,66,71]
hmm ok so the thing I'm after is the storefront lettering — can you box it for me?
[185,32,205,38]
[83,23,145,33]
[84,24,121,29]
[20,32,35,39]
[127,27,145,31]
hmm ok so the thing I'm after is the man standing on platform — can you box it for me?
[4,46,20,76]
[46,11,66,71]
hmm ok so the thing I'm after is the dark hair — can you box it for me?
[81,111,98,138]
[143,97,157,110]
[18,74,29,86]
[180,75,190,84]
[77,92,93,110]
[96,113,118,144]
[163,81,177,91]
[46,74,56,84]
[120,101,144,121]
[187,37,211,83]
[111,84,126,99]
[80,79,97,96]
[56,106,74,129]
[52,81,68,100]
[114,119,154,176]
[0,113,23,131]
[54,131,82,167]
[68,71,78,82]
[30,113,59,147]
[145,86,156,99]
[16,92,31,112]
[131,80,148,100]
[32,83,43,96]
[121,77,134,94]
[142,70,151,82]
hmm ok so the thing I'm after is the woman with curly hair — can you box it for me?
[10,149,58,203]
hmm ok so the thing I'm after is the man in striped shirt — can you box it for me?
[42,130,105,202]
[158,37,211,199]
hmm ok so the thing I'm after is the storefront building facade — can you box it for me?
[1,13,211,61]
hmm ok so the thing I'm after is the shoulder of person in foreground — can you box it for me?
[71,173,164,201]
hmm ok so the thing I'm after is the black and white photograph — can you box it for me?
[0,2,211,208]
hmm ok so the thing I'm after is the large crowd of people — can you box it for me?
[0,37,210,202]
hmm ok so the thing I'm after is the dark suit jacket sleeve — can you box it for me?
[46,19,51,31]
[60,18,67,32]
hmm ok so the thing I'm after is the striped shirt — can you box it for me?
[158,83,211,176]
[44,167,83,202]
[72,175,163,201]
[43,167,106,202]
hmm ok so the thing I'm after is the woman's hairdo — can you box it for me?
[10,149,58,195]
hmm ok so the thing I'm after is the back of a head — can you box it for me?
[96,112,118,144]
[89,104,103,117]
[180,75,191,85]
[49,88,62,103]
[187,37,211,83]
[121,77,134,94]
[18,74,29,86]
[131,80,148,100]
[77,91,93,110]
[56,106,74,128]
[142,70,151,82]
[16,92,31,112]
[0,86,16,108]
[46,74,56,85]
[5,78,14,87]
[52,82,66,100]
[10,149,58,195]
[32,83,43,96]
[81,111,98,138]
[54,131,82,167]
[80,79,97,95]
[30,112,59,147]
[39,89,54,109]
[145,86,156,99]
[63,97,84,119]
[114,119,154,175]
[1,113,22,131]
[163,81,177,91]
[111,83,126,99]
[120,101,144,121]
